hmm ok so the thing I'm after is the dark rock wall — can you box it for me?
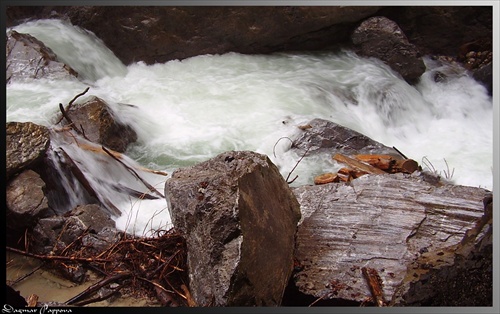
[377,6,492,57]
[6,6,491,66]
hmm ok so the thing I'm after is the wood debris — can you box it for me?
[314,152,420,185]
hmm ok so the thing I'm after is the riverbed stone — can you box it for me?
[291,118,396,156]
[6,121,51,181]
[6,30,78,83]
[351,16,426,84]
[165,150,301,306]
[6,169,50,230]
[31,204,116,256]
[61,96,137,152]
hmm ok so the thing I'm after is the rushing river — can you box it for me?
[6,19,493,237]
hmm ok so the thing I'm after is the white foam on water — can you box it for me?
[7,19,493,236]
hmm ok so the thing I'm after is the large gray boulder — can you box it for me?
[6,121,50,181]
[351,16,426,84]
[6,30,77,83]
[291,173,491,305]
[165,151,301,306]
[292,118,396,156]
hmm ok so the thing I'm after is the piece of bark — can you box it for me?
[314,173,337,185]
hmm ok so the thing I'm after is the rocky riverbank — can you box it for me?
[5,5,493,308]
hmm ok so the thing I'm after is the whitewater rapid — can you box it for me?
[7,19,493,236]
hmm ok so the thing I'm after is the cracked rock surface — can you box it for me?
[291,173,490,304]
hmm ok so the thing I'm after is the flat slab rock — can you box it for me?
[291,173,489,304]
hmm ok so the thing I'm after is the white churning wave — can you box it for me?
[7,19,493,236]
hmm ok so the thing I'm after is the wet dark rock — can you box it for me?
[81,227,123,254]
[292,118,396,156]
[30,216,66,255]
[378,6,492,59]
[6,7,492,76]
[7,6,381,65]
[472,62,492,96]
[6,169,50,230]
[351,16,426,84]
[291,174,491,305]
[61,96,137,152]
[6,285,28,307]
[6,30,78,83]
[6,121,50,181]
[31,204,116,256]
[29,204,117,283]
[165,150,301,306]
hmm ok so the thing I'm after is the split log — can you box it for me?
[354,154,397,171]
[354,154,419,174]
[394,158,419,174]
[333,153,386,175]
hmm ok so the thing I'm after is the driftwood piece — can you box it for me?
[65,272,131,305]
[101,146,165,198]
[313,173,337,185]
[354,154,397,171]
[6,246,111,263]
[76,140,168,176]
[394,159,419,174]
[353,154,419,174]
[333,153,386,175]
[292,173,491,305]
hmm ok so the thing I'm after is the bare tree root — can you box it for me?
[15,227,189,307]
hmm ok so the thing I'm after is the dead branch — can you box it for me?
[58,103,79,133]
[6,246,111,263]
[9,263,45,286]
[65,271,131,305]
[56,87,90,124]
[74,141,168,176]
[286,147,310,184]
[69,87,90,106]
[101,146,165,198]
[333,153,386,175]
[70,286,124,307]
[60,226,91,256]
[111,183,162,200]
[60,147,122,216]
[392,146,408,160]
[273,137,293,158]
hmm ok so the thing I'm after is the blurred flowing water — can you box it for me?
[7,19,493,236]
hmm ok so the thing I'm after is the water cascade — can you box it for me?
[7,19,493,236]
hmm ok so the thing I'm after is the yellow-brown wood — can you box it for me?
[333,154,386,175]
